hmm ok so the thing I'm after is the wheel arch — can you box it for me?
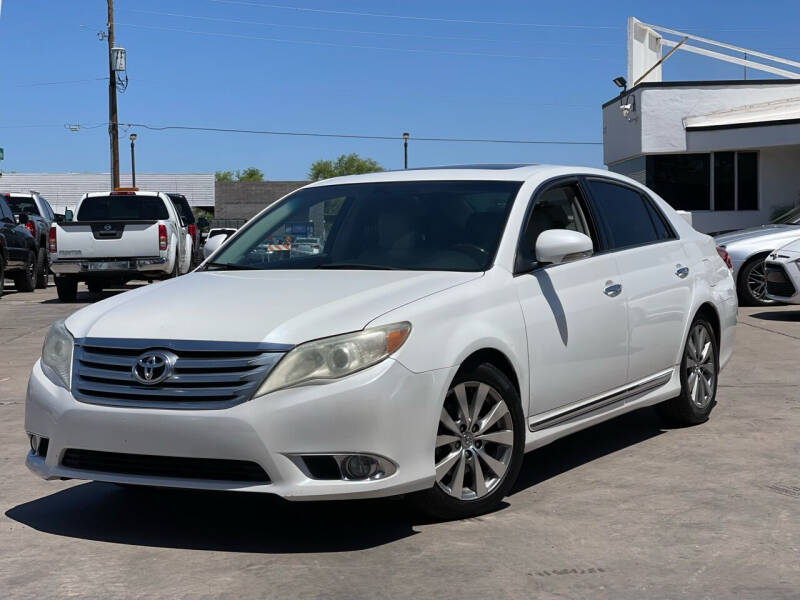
[737,250,771,283]
[455,347,521,399]
[694,302,721,346]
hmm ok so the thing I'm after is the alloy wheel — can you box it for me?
[685,323,716,409]
[746,261,768,302]
[435,381,515,501]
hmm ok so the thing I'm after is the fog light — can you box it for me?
[29,434,40,454]
[28,434,49,458]
[342,455,379,480]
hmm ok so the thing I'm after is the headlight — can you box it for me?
[41,319,74,390]
[256,322,411,396]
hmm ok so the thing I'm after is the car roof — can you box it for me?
[304,164,621,187]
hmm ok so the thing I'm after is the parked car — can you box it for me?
[202,227,237,259]
[714,206,800,305]
[48,189,192,301]
[2,192,54,288]
[290,237,322,257]
[764,237,800,303]
[167,193,200,265]
[25,165,736,520]
[0,195,39,297]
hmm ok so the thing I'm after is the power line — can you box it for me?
[204,0,622,30]
[117,7,617,47]
[115,22,606,60]
[15,77,108,88]
[118,122,603,145]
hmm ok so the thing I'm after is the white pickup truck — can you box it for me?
[49,190,192,301]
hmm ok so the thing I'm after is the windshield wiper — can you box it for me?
[205,262,259,271]
[317,263,397,270]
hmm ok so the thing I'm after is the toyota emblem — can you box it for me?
[132,350,176,385]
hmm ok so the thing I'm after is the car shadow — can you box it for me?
[749,310,800,322]
[6,408,665,553]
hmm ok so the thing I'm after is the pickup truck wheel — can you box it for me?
[34,247,48,289]
[13,251,37,292]
[87,281,104,294]
[55,276,78,302]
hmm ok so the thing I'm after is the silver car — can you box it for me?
[715,206,800,305]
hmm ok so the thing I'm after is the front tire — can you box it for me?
[12,250,37,292]
[737,255,775,306]
[412,362,525,520]
[657,317,719,425]
[55,276,78,302]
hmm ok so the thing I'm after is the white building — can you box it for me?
[603,19,800,233]
[0,173,214,214]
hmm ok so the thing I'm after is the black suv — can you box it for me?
[2,192,55,288]
[0,195,38,298]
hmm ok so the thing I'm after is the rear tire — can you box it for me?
[55,276,78,302]
[410,362,525,520]
[657,317,719,425]
[737,255,775,306]
[12,250,37,292]
[34,247,48,289]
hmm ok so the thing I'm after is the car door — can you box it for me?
[514,179,629,426]
[583,177,692,383]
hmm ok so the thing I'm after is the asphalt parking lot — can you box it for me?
[1,281,798,599]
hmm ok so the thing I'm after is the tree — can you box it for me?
[215,168,264,182]
[308,153,384,181]
[236,167,264,182]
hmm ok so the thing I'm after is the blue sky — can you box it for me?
[1,0,799,179]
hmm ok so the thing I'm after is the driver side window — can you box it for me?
[520,182,592,262]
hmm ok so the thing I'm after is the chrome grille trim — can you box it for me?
[71,338,290,409]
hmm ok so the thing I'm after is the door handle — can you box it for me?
[675,265,690,279]
[604,282,622,297]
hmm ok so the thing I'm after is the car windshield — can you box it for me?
[77,195,169,221]
[5,197,40,216]
[207,180,521,272]
[771,205,800,224]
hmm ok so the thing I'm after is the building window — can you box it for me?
[645,151,758,212]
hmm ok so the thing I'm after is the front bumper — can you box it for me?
[765,253,800,303]
[50,256,168,275]
[25,358,453,500]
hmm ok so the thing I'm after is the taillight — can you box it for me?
[25,221,36,236]
[158,224,168,251]
[48,225,57,253]
[188,224,197,244]
[716,246,733,270]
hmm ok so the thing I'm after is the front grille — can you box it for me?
[765,264,796,298]
[62,449,270,483]
[72,338,289,409]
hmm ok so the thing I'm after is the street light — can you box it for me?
[129,133,137,187]
[403,132,410,169]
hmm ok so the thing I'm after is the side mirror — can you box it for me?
[64,209,74,222]
[17,212,29,225]
[535,229,593,265]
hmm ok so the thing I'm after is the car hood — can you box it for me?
[775,235,800,254]
[714,224,800,245]
[65,269,482,345]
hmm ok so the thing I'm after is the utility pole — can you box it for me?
[107,0,120,189]
[403,132,409,169]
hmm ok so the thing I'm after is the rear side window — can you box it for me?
[586,180,671,250]
[77,195,169,221]
[168,195,195,224]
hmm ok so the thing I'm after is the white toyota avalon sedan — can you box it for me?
[25,165,737,519]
